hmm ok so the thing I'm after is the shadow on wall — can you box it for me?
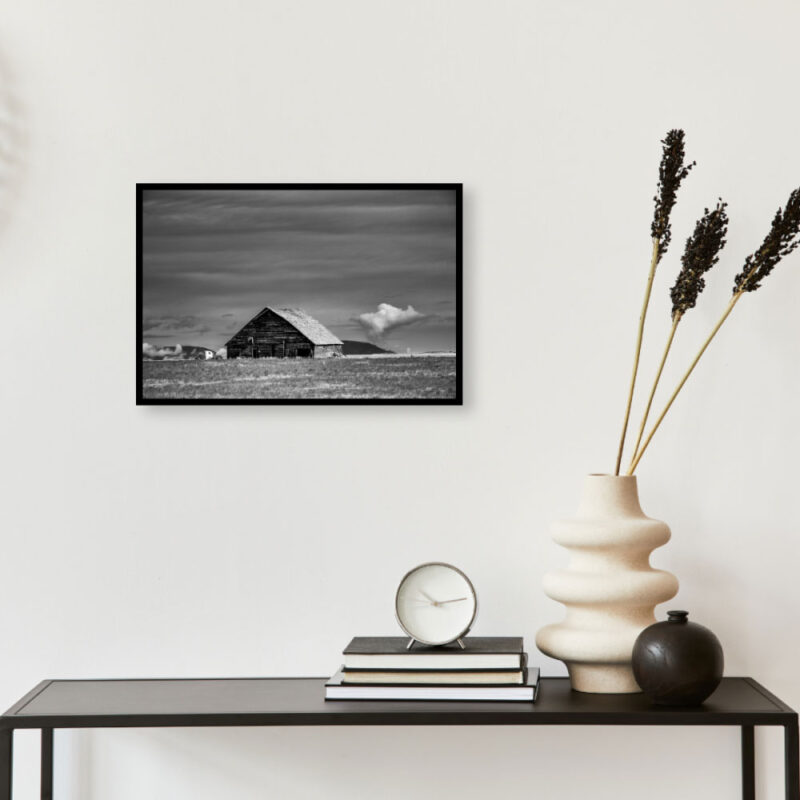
[0,44,27,238]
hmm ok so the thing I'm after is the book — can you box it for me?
[343,637,524,670]
[341,668,528,685]
[325,667,540,702]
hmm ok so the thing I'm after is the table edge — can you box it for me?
[1,676,795,730]
[2,681,53,718]
[744,677,798,714]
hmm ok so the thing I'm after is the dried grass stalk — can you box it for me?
[628,201,728,469]
[614,130,694,474]
[629,189,800,473]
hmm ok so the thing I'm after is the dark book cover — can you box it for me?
[344,637,523,656]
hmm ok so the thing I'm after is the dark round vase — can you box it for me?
[632,610,723,706]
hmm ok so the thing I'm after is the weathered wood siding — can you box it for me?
[313,344,343,358]
[227,309,311,358]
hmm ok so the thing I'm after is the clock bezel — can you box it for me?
[394,561,478,647]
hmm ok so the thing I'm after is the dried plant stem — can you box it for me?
[629,313,682,470]
[614,237,660,475]
[627,292,743,474]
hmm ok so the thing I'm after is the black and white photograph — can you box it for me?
[137,184,462,403]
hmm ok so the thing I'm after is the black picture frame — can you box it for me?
[137,183,462,405]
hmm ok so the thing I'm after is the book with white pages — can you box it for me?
[326,667,540,702]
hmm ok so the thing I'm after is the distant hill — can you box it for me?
[341,340,394,355]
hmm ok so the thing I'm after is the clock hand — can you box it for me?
[438,597,468,604]
[418,590,438,605]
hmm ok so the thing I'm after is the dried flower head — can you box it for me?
[734,187,800,293]
[670,200,729,319]
[651,129,695,262]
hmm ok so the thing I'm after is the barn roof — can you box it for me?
[268,308,343,345]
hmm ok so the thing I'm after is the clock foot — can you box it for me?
[457,638,466,650]
[406,638,417,650]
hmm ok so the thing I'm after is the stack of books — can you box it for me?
[325,637,539,701]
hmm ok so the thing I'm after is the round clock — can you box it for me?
[395,562,477,648]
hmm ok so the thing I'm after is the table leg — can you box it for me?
[786,719,799,800]
[0,729,12,800]
[40,729,53,800]
[742,725,755,800]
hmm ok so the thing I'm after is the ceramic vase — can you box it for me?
[632,610,724,705]
[536,474,679,693]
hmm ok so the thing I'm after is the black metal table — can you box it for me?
[1,676,797,799]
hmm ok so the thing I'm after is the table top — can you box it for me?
[2,677,795,730]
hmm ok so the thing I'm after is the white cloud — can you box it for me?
[357,303,425,343]
[142,342,183,360]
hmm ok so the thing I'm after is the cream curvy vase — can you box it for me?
[536,474,679,693]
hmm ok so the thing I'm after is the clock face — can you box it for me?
[395,562,477,646]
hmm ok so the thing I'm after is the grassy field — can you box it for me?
[141,355,458,400]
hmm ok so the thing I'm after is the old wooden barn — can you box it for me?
[225,307,343,359]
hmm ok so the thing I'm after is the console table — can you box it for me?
[1,676,797,799]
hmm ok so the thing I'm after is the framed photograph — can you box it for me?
[137,183,462,404]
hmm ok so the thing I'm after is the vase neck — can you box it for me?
[576,474,644,517]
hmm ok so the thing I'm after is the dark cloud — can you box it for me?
[141,188,458,351]
[143,315,210,334]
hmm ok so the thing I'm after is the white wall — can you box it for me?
[2,1,799,797]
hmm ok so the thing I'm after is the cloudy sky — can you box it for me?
[140,187,459,353]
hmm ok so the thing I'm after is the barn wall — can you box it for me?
[313,344,342,358]
[227,309,311,358]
